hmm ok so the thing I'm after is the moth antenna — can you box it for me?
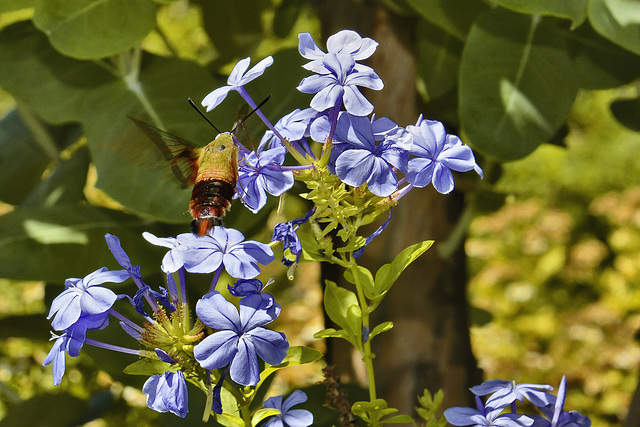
[231,95,271,133]
[187,98,222,134]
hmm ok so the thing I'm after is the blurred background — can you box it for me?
[0,0,639,426]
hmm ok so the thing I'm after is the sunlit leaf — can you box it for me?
[589,0,640,55]
[33,0,157,59]
[494,0,588,29]
[460,9,578,161]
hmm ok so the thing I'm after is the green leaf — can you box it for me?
[352,399,411,425]
[314,327,352,340]
[251,408,280,426]
[369,321,394,340]
[610,97,640,132]
[589,0,640,55]
[405,0,489,41]
[0,110,52,205]
[324,280,362,340]
[460,9,578,161]
[381,414,416,424]
[259,346,323,382]
[216,413,245,427]
[374,240,433,296]
[416,20,463,100]
[123,358,170,376]
[33,0,157,59]
[0,0,37,13]
[22,144,90,208]
[494,0,588,29]
[195,0,270,64]
[0,22,245,223]
[0,205,177,281]
[0,22,115,125]
[566,23,640,90]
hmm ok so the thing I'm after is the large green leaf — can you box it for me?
[195,0,270,65]
[0,110,52,205]
[459,9,578,161]
[32,0,157,59]
[494,0,588,29]
[0,205,176,281]
[0,0,37,13]
[416,20,463,100]
[0,21,115,125]
[566,23,640,89]
[0,22,238,222]
[405,0,488,41]
[589,0,640,55]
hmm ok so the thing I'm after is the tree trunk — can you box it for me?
[319,0,482,417]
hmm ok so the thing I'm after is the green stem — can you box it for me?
[348,262,377,403]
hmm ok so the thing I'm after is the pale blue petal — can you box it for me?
[239,56,273,84]
[298,32,325,60]
[79,287,117,315]
[227,57,252,85]
[193,330,239,370]
[310,84,344,112]
[283,410,314,427]
[366,159,398,197]
[196,292,241,331]
[297,74,335,94]
[282,390,308,411]
[342,85,374,116]
[247,327,289,366]
[335,149,374,187]
[432,163,455,194]
[230,337,260,386]
[202,86,234,112]
[406,157,435,188]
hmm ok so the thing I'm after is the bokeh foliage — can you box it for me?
[0,0,638,425]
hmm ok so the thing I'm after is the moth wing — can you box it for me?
[129,116,201,188]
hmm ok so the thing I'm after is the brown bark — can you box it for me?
[318,0,482,418]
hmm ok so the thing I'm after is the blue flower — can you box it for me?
[193,291,289,386]
[298,54,383,116]
[143,228,275,279]
[202,56,274,111]
[263,390,314,427]
[47,267,129,331]
[327,112,411,197]
[536,377,591,427]
[43,312,109,385]
[142,232,183,273]
[405,116,482,194]
[471,379,554,410]
[229,278,280,316]
[142,369,189,418]
[298,30,379,74]
[272,208,315,266]
[445,396,534,427]
[259,108,319,151]
[297,31,383,116]
[236,146,295,213]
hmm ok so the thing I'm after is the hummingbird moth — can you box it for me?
[129,116,238,236]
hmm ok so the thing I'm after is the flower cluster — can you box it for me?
[445,377,591,427]
[43,229,299,423]
[43,28,549,427]
[197,30,482,262]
